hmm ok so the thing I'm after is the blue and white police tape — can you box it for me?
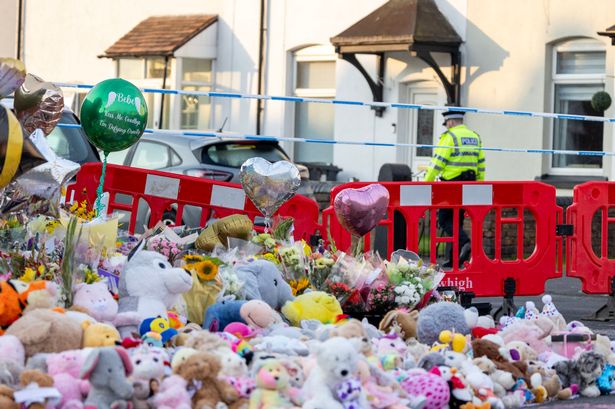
[54,82,614,123]
[56,122,614,157]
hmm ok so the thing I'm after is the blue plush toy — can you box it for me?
[203,300,247,332]
[598,364,615,395]
[203,299,280,332]
[139,316,178,343]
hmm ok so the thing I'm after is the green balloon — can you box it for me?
[80,78,148,153]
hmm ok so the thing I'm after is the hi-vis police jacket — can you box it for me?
[424,124,485,182]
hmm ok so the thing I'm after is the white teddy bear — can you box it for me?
[302,337,368,409]
[115,241,193,338]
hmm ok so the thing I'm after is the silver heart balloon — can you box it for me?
[239,157,301,219]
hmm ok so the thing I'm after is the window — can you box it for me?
[180,58,213,129]
[202,142,289,168]
[130,141,171,170]
[293,46,336,164]
[551,39,606,172]
[117,58,172,79]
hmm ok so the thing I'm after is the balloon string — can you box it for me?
[94,153,108,217]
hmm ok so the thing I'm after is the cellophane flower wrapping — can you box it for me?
[385,256,445,310]
[326,252,371,312]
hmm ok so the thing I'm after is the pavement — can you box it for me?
[476,276,615,408]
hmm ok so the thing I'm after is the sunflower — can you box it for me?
[289,277,310,296]
[186,260,218,281]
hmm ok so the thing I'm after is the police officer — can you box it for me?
[424,111,485,268]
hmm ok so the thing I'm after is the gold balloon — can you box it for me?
[14,74,64,136]
[0,58,26,98]
[196,214,253,251]
[0,106,23,188]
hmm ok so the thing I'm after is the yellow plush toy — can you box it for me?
[81,321,121,348]
[281,291,343,326]
[431,330,467,353]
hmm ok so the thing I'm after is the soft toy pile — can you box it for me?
[1,219,614,408]
[1,246,614,409]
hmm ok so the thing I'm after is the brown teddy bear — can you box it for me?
[183,329,229,353]
[471,339,528,380]
[174,352,248,409]
[5,309,83,358]
[0,384,18,409]
[19,370,55,409]
[379,309,419,341]
[325,319,371,354]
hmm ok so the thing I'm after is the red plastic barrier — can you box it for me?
[323,181,563,297]
[65,163,322,240]
[567,182,615,294]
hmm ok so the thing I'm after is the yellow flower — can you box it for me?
[183,254,204,263]
[290,277,310,296]
[302,241,312,257]
[21,267,36,283]
[186,260,218,281]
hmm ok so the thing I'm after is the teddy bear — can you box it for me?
[6,309,83,358]
[130,346,169,409]
[18,369,59,409]
[0,384,18,409]
[82,321,121,348]
[471,339,529,381]
[379,309,419,341]
[540,295,567,332]
[183,329,230,354]
[46,350,90,409]
[282,291,343,326]
[116,243,193,338]
[302,337,368,409]
[0,280,58,335]
[417,302,470,346]
[151,375,191,409]
[250,360,301,408]
[500,317,552,355]
[72,282,118,323]
[525,360,564,399]
[554,351,605,398]
[0,335,25,386]
[235,260,294,310]
[174,351,248,409]
[472,356,515,398]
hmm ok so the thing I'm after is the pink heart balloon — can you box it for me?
[334,184,390,237]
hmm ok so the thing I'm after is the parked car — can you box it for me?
[107,133,315,230]
[0,97,101,165]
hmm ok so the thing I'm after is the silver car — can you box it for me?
[107,133,311,230]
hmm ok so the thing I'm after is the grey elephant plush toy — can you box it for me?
[80,347,134,409]
[235,260,294,310]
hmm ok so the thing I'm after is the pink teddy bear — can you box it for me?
[73,282,118,323]
[47,350,90,409]
[151,375,191,409]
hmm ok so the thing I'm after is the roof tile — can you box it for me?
[102,15,217,58]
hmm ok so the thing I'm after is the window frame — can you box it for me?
[291,45,337,162]
[549,39,606,176]
[178,57,215,130]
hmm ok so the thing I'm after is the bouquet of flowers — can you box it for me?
[217,264,245,301]
[325,253,371,313]
[147,236,182,264]
[279,241,311,296]
[384,256,445,310]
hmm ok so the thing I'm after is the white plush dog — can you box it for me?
[115,242,193,338]
[303,337,367,409]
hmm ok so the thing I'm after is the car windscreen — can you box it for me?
[202,142,290,168]
[47,112,99,164]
